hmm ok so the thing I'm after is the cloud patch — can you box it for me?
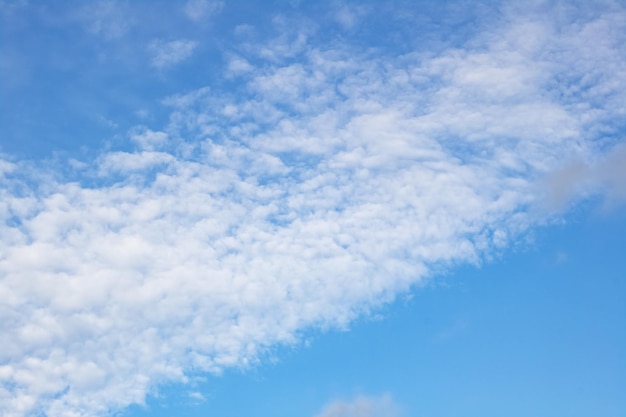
[314,394,400,417]
[77,0,134,40]
[183,0,223,22]
[544,143,626,211]
[149,39,198,69]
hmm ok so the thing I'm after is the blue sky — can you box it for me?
[1,1,625,416]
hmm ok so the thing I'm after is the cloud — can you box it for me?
[188,391,206,403]
[226,55,254,77]
[599,144,626,205]
[77,0,133,40]
[1,2,626,417]
[183,0,223,22]
[149,39,198,69]
[314,394,400,417]
[332,4,369,30]
[543,143,626,211]
[130,127,169,151]
[0,0,28,17]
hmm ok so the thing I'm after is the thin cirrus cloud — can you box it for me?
[148,39,198,69]
[0,2,625,417]
[313,394,399,417]
[543,143,626,211]
[75,0,134,40]
[183,0,224,22]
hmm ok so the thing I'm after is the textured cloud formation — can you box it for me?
[1,2,625,417]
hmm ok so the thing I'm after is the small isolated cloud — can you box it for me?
[314,394,400,417]
[597,144,626,208]
[333,4,369,30]
[543,143,626,211]
[544,160,591,209]
[554,250,568,265]
[226,55,254,77]
[183,0,223,22]
[149,39,198,69]
[188,391,206,403]
[434,317,470,343]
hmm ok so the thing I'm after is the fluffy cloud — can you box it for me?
[1,2,625,417]
[129,128,169,151]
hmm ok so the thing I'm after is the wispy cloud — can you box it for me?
[77,0,134,40]
[183,0,223,22]
[149,39,198,69]
[332,4,369,30]
[0,0,28,17]
[314,394,400,417]
[543,143,626,211]
[1,2,625,417]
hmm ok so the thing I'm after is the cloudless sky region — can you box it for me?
[1,1,625,417]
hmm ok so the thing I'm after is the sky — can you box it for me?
[0,1,625,416]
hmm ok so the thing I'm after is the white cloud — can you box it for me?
[0,159,16,177]
[226,55,254,76]
[314,394,400,417]
[255,16,314,62]
[149,39,198,69]
[188,390,206,403]
[130,127,169,151]
[1,2,626,417]
[97,150,174,174]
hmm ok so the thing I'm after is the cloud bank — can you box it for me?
[1,2,625,416]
